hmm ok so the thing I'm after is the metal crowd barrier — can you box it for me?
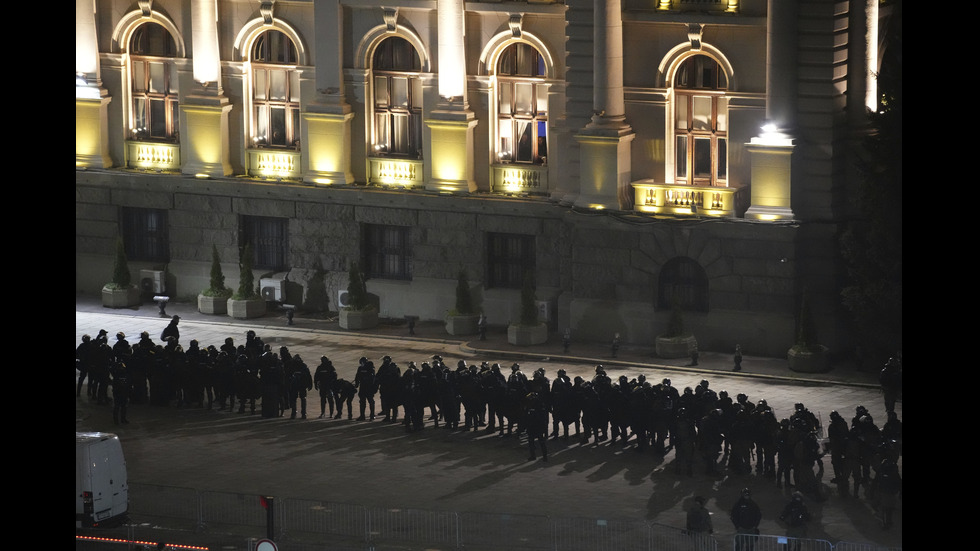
[120,483,897,551]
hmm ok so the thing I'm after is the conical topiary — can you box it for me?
[519,271,539,326]
[235,243,259,300]
[346,261,369,311]
[110,236,131,289]
[303,257,330,314]
[454,269,474,315]
[204,245,232,298]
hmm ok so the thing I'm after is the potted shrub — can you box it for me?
[339,261,378,330]
[445,269,480,336]
[788,289,830,372]
[198,245,233,315]
[227,243,267,319]
[102,236,141,308]
[302,258,330,316]
[655,297,698,359]
[507,272,547,345]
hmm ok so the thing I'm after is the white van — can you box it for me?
[76,432,129,528]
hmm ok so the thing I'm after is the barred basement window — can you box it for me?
[363,224,412,280]
[121,207,169,263]
[487,233,535,289]
[240,215,288,271]
[657,257,708,312]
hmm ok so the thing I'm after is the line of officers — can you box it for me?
[76,328,901,517]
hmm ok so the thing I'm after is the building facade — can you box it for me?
[76,0,895,357]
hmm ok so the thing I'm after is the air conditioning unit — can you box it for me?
[139,270,165,294]
[337,290,351,308]
[535,300,553,323]
[260,278,285,302]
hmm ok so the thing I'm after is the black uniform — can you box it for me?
[313,357,338,418]
[354,360,378,420]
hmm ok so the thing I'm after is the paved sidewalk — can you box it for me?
[74,294,882,389]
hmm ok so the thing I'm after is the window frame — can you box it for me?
[371,37,424,159]
[249,29,301,149]
[496,43,548,165]
[673,55,728,187]
[129,22,179,142]
[486,232,536,289]
[239,215,289,271]
[362,224,412,281]
[121,207,170,263]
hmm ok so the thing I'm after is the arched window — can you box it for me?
[496,43,547,164]
[674,55,728,186]
[371,36,423,158]
[658,257,708,312]
[250,30,300,148]
[130,22,178,141]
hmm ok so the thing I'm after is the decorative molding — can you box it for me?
[260,1,275,25]
[138,0,152,17]
[383,7,398,32]
[508,13,523,38]
[688,23,704,50]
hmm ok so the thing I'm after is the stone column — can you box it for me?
[426,0,477,193]
[181,0,232,177]
[744,0,796,220]
[573,0,634,211]
[76,0,112,168]
[304,0,355,185]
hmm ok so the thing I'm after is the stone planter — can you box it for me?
[227,298,267,319]
[445,314,480,336]
[102,285,141,308]
[198,294,230,315]
[787,344,830,373]
[340,308,379,330]
[507,323,548,346]
[655,334,698,359]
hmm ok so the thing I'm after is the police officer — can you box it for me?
[76,334,95,397]
[686,496,714,551]
[110,358,131,425]
[287,354,313,419]
[161,315,180,344]
[779,492,810,551]
[879,356,902,413]
[313,356,338,419]
[354,358,378,421]
[730,488,762,551]
[524,391,549,461]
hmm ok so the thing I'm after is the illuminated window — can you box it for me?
[372,37,423,158]
[658,257,708,312]
[240,215,289,271]
[674,55,728,186]
[121,207,169,263]
[363,224,412,280]
[130,23,178,141]
[250,30,300,149]
[487,233,535,289]
[496,43,547,165]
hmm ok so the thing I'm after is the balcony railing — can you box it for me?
[368,157,425,188]
[632,180,739,217]
[491,164,548,195]
[247,149,302,180]
[126,141,180,171]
